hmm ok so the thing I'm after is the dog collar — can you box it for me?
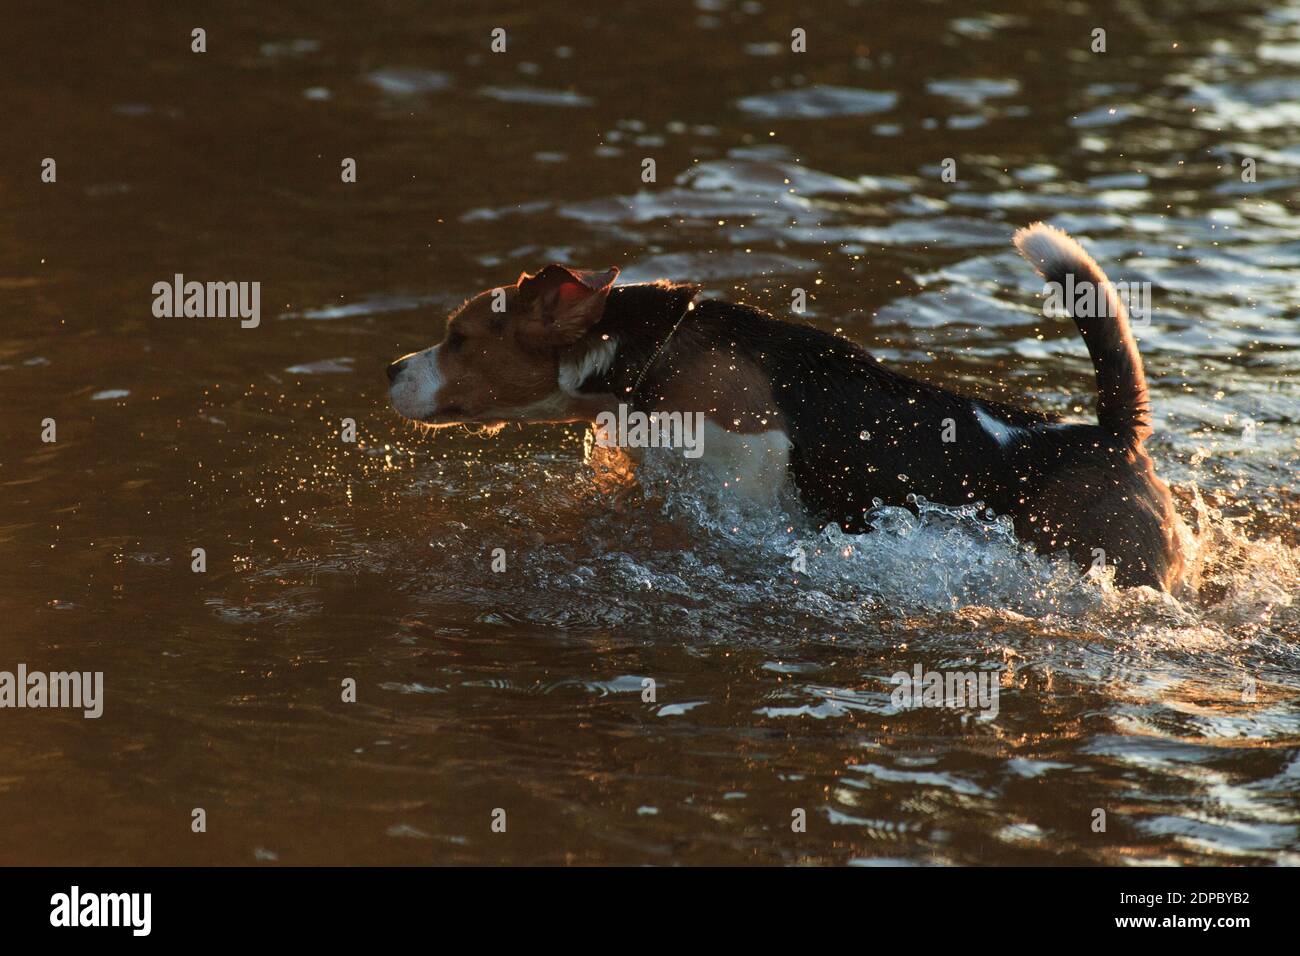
[630,291,698,394]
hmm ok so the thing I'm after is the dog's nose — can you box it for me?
[386,358,407,384]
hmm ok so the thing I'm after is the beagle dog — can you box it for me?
[388,223,1185,590]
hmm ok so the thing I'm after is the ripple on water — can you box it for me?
[365,67,453,95]
[735,85,899,119]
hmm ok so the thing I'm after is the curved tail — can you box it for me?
[1013,222,1152,443]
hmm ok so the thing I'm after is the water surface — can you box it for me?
[1,0,1297,865]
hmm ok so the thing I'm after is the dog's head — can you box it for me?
[387,265,618,426]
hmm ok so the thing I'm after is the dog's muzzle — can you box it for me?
[387,347,443,420]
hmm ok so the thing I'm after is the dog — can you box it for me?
[387,223,1186,590]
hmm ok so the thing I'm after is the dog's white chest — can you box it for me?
[600,418,793,506]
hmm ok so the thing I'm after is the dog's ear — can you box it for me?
[516,265,619,346]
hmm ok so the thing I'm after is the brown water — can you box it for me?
[2,0,1298,865]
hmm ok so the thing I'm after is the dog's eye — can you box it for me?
[444,330,466,353]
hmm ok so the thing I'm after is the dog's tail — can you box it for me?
[1013,222,1152,442]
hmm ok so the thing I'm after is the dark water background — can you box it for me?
[1,0,1297,864]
